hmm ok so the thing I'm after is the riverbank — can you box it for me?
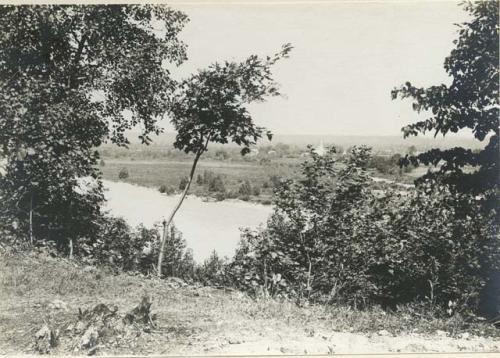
[100,158,296,205]
[1,249,498,355]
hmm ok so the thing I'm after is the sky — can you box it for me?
[160,0,470,137]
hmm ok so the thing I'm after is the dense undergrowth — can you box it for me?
[223,147,500,317]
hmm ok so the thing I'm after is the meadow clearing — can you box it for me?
[99,157,301,205]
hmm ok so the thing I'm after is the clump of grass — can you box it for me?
[0,248,160,302]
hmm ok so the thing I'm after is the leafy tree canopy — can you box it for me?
[168,43,293,156]
[392,1,498,198]
[0,5,188,245]
[0,5,188,149]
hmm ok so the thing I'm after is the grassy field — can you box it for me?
[1,248,499,355]
[100,158,300,204]
[99,156,423,204]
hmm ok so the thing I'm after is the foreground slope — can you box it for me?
[0,248,498,355]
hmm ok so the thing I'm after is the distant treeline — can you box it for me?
[116,131,485,151]
[99,141,430,163]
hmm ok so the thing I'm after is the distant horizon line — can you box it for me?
[127,130,476,139]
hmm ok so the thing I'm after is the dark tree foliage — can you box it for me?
[392,1,499,201]
[0,5,187,248]
[169,43,293,156]
[392,1,499,317]
[78,217,194,278]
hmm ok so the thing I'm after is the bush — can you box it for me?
[268,175,281,189]
[195,251,229,286]
[78,217,195,278]
[0,170,104,254]
[78,217,156,272]
[159,185,175,195]
[99,159,105,167]
[214,192,226,201]
[238,180,252,196]
[252,186,261,196]
[196,174,203,185]
[208,175,225,193]
[228,145,500,314]
[215,149,229,160]
[260,199,272,205]
[179,176,189,190]
[118,167,129,180]
[225,190,238,199]
[203,170,215,185]
[160,225,196,278]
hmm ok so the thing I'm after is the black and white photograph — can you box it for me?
[0,0,498,355]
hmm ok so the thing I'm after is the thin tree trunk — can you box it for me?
[299,232,313,300]
[157,140,208,277]
[304,234,313,300]
[306,254,312,300]
[68,238,73,260]
[263,258,268,297]
[29,195,33,246]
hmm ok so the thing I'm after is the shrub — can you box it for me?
[215,149,229,160]
[214,192,226,201]
[78,217,155,272]
[99,159,105,167]
[195,250,229,286]
[208,175,225,193]
[238,180,252,196]
[260,199,272,205]
[118,167,129,180]
[196,174,204,185]
[268,174,281,189]
[203,170,215,185]
[259,158,271,166]
[160,224,194,278]
[252,186,261,196]
[179,176,189,190]
[159,185,175,195]
[77,217,194,278]
[225,190,238,199]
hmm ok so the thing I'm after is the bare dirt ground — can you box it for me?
[0,250,499,355]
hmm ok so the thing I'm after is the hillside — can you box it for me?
[1,248,499,355]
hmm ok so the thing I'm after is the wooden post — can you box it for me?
[69,238,73,260]
[29,195,33,246]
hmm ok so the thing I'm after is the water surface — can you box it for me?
[103,180,272,262]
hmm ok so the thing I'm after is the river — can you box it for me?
[102,180,273,262]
